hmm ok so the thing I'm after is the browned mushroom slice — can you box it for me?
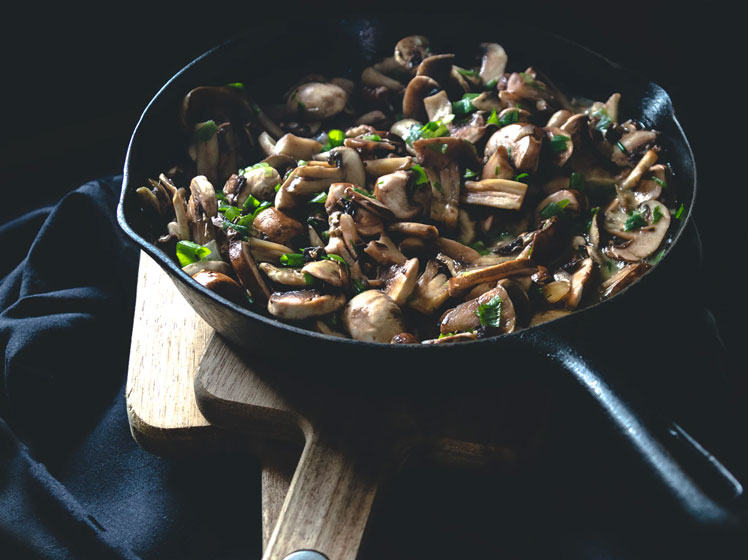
[505,69,549,101]
[619,149,659,195]
[414,137,481,230]
[611,130,658,167]
[338,213,362,258]
[342,290,406,343]
[268,290,346,320]
[564,258,595,309]
[407,259,450,315]
[479,43,508,87]
[302,259,345,288]
[433,237,481,264]
[528,217,567,265]
[383,257,420,305]
[462,179,528,210]
[386,222,439,239]
[417,54,455,87]
[440,283,516,334]
[252,207,304,246]
[448,258,538,296]
[546,110,572,128]
[247,238,295,264]
[484,123,542,173]
[191,270,248,306]
[634,164,666,203]
[285,82,348,121]
[365,157,413,178]
[605,200,670,261]
[180,85,252,132]
[601,262,650,298]
[482,146,514,180]
[258,263,310,287]
[364,233,407,265]
[394,35,430,71]
[228,239,272,302]
[423,90,453,123]
[233,166,282,204]
[546,127,574,167]
[422,331,479,344]
[435,253,467,277]
[403,75,441,122]
[272,133,323,160]
[324,235,355,266]
[373,170,423,220]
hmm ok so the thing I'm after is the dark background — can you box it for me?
[1,4,745,558]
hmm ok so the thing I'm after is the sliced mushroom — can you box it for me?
[407,259,450,315]
[479,43,508,87]
[258,263,310,287]
[605,200,670,261]
[186,176,218,244]
[364,156,413,178]
[611,130,658,167]
[373,170,423,220]
[600,262,650,298]
[361,66,405,91]
[386,222,439,239]
[534,189,583,225]
[394,35,430,71]
[268,290,347,320]
[247,238,295,263]
[403,75,440,121]
[545,127,574,167]
[433,237,481,264]
[302,259,344,288]
[528,309,571,327]
[440,283,516,335]
[171,188,191,241]
[634,164,666,203]
[228,239,272,302]
[417,54,455,87]
[484,123,543,173]
[286,82,348,121]
[364,232,407,265]
[424,90,453,122]
[482,146,514,180]
[342,290,406,343]
[273,133,323,160]
[564,258,594,309]
[462,178,528,210]
[447,258,538,296]
[383,257,420,305]
[191,270,248,306]
[252,207,305,246]
[236,165,282,204]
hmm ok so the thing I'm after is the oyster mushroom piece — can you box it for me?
[374,170,422,220]
[403,76,441,122]
[601,262,651,298]
[268,290,347,320]
[252,207,305,246]
[462,179,528,211]
[247,238,295,264]
[191,270,248,306]
[394,35,430,71]
[413,137,481,231]
[182,260,234,277]
[484,123,543,173]
[228,239,272,302]
[171,188,191,241]
[342,290,406,343]
[479,43,508,87]
[440,283,516,335]
[383,257,420,305]
[433,237,481,264]
[447,258,538,296]
[605,200,671,261]
[407,259,450,315]
[286,82,348,121]
[258,263,310,287]
[611,130,659,167]
[564,258,595,309]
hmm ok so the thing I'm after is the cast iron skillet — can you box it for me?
[118,16,745,530]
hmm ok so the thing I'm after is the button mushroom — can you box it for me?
[252,207,305,246]
[286,81,348,121]
[342,290,406,343]
[268,290,347,320]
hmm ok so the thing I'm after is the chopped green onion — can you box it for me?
[226,82,244,90]
[498,108,518,127]
[251,201,272,219]
[362,133,382,142]
[549,134,570,154]
[624,210,648,231]
[592,108,612,134]
[476,295,503,328]
[519,72,544,90]
[352,278,367,294]
[238,161,271,175]
[242,194,261,211]
[404,119,450,146]
[647,248,666,265]
[236,213,255,228]
[652,205,664,224]
[222,221,249,236]
[616,141,628,153]
[427,142,448,154]
[176,241,212,267]
[483,78,498,90]
[304,272,316,286]
[464,168,478,179]
[470,241,491,255]
[274,183,281,192]
[353,187,375,198]
[309,192,328,204]
[456,68,479,78]
[652,176,668,189]
[433,181,443,193]
[539,199,570,219]
[223,206,241,222]
[486,108,500,126]
[328,129,345,147]
[323,254,349,267]
[452,98,476,116]
[673,203,685,220]
[570,172,585,189]
[280,253,305,267]
[215,190,227,202]
[194,120,218,142]
[515,173,529,182]
[411,163,429,184]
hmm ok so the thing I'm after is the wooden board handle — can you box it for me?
[263,416,411,560]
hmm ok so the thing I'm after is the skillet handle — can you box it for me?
[262,411,412,560]
[526,324,745,529]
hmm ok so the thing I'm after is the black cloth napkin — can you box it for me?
[0,177,262,559]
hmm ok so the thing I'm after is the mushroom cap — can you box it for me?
[268,290,347,320]
[180,85,251,131]
[403,75,440,121]
[191,270,247,306]
[252,207,305,246]
[605,200,670,261]
[286,82,348,121]
[416,53,455,86]
[374,170,422,220]
[394,35,430,71]
[479,43,508,86]
[342,290,406,343]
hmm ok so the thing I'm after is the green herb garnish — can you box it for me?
[194,120,218,142]
[327,129,345,148]
[353,187,375,198]
[470,241,491,255]
[616,141,628,153]
[176,241,212,267]
[549,134,570,154]
[624,210,648,231]
[570,172,585,189]
[323,254,349,267]
[652,205,664,224]
[352,278,367,294]
[280,253,305,267]
[673,203,685,220]
[226,82,244,90]
[452,97,476,116]
[498,108,518,127]
[539,199,570,219]
[242,194,261,211]
[652,176,667,189]
[309,192,328,204]
[592,108,612,134]
[483,78,498,90]
[362,133,382,142]
[433,181,443,193]
[456,68,480,78]
[486,107,500,126]
[515,173,529,182]
[223,206,241,222]
[464,168,478,179]
[412,163,429,184]
[476,295,503,328]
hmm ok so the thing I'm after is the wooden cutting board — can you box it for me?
[127,252,555,559]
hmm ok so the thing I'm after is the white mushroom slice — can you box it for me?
[601,262,650,298]
[258,131,276,157]
[172,188,191,241]
[272,133,323,160]
[182,260,234,277]
[302,259,344,288]
[373,170,422,220]
[364,233,407,265]
[193,123,220,184]
[619,149,659,191]
[564,258,594,309]
[424,90,453,122]
[259,263,310,287]
[361,66,405,91]
[479,43,508,87]
[469,92,503,113]
[268,290,346,320]
[482,146,514,180]
[440,284,516,335]
[457,209,477,246]
[611,130,658,167]
[247,238,294,264]
[634,164,666,204]
[190,175,218,218]
[386,222,439,239]
[327,147,366,190]
[484,123,542,173]
[407,259,450,315]
[403,75,440,122]
[462,179,527,210]
[447,258,538,296]
[286,82,348,121]
[235,166,282,204]
[324,235,355,266]
[384,258,420,305]
[542,280,571,303]
[365,157,413,179]
[534,189,583,225]
[546,127,574,167]
[546,110,572,128]
[187,176,217,244]
[342,291,406,343]
[605,200,670,261]
[338,213,361,258]
[433,237,481,264]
